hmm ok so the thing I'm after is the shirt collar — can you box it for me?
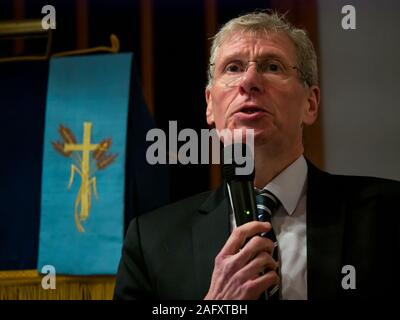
[262,155,308,216]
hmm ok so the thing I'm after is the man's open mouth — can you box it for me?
[240,107,263,114]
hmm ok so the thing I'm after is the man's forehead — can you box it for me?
[216,31,296,62]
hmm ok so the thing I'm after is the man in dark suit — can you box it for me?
[114,11,400,300]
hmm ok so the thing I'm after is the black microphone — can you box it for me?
[222,143,257,226]
[222,143,270,301]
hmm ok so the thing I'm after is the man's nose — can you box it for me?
[238,65,264,95]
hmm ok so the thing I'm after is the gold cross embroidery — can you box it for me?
[52,122,118,233]
[64,122,99,232]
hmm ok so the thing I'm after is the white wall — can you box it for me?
[318,0,400,181]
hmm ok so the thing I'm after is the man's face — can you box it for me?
[206,31,319,153]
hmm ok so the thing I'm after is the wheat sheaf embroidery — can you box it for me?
[52,122,117,232]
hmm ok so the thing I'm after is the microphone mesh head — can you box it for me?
[221,143,254,182]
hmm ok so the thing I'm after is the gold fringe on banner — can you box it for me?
[0,270,115,300]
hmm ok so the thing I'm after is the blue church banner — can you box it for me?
[38,53,132,274]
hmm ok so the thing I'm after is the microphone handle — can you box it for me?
[226,180,270,300]
[226,180,258,227]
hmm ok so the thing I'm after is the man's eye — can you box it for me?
[262,61,284,73]
[224,63,244,73]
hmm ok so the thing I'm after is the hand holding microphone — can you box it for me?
[204,143,279,300]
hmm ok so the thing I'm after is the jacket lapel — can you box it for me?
[192,185,230,298]
[306,161,346,300]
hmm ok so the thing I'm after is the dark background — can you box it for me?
[0,0,321,270]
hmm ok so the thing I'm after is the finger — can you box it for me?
[234,251,278,283]
[237,235,275,264]
[240,270,280,300]
[220,221,271,256]
[213,237,274,283]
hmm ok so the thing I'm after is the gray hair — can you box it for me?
[207,10,318,88]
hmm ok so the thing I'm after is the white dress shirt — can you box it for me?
[230,155,308,300]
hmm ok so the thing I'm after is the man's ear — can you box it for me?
[302,85,320,126]
[205,88,215,126]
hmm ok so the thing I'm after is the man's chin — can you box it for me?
[252,128,278,147]
[236,126,272,139]
[216,127,255,145]
[215,125,275,147]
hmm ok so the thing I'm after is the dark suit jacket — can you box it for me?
[114,162,400,300]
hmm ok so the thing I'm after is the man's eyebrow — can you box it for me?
[213,54,243,68]
[217,52,289,66]
[258,53,287,61]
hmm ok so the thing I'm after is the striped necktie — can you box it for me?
[255,188,280,300]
